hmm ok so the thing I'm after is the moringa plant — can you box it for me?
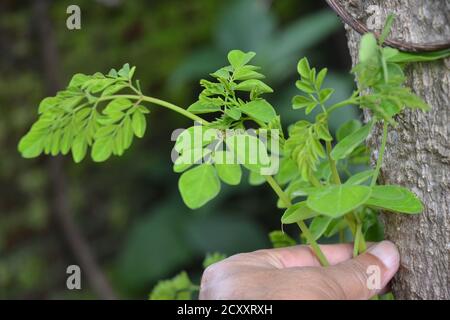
[18,17,449,299]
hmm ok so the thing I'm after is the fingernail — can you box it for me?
[368,240,400,272]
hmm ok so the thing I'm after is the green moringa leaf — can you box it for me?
[281,201,318,224]
[240,99,277,123]
[18,132,45,159]
[225,133,270,173]
[72,136,87,163]
[275,157,298,185]
[359,33,378,63]
[269,230,296,248]
[149,271,194,300]
[386,48,450,64]
[309,216,333,240]
[290,186,322,198]
[366,185,423,214]
[297,57,311,79]
[132,111,147,138]
[102,83,128,97]
[69,73,90,88]
[292,95,314,110]
[227,50,256,69]
[202,252,227,269]
[315,68,327,90]
[319,88,334,104]
[173,148,210,173]
[234,79,273,94]
[214,151,242,185]
[307,185,372,217]
[323,217,347,238]
[345,170,374,185]
[248,171,266,186]
[91,138,113,162]
[233,66,264,81]
[336,119,362,142]
[224,107,241,120]
[187,100,221,114]
[178,164,220,209]
[215,163,242,185]
[103,98,133,114]
[331,120,374,160]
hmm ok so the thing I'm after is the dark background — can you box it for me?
[0,0,359,299]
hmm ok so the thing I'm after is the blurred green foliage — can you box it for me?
[0,0,356,299]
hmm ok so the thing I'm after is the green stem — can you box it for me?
[265,176,330,267]
[297,221,329,267]
[353,223,367,256]
[327,96,359,114]
[344,214,357,235]
[358,227,367,252]
[339,229,345,243]
[309,173,322,188]
[97,94,210,126]
[265,175,291,207]
[353,224,361,258]
[326,141,341,184]
[371,121,388,186]
[352,212,367,256]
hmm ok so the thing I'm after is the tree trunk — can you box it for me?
[339,0,449,299]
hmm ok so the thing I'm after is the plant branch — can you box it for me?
[326,141,341,184]
[265,176,330,266]
[97,94,210,126]
[371,121,388,186]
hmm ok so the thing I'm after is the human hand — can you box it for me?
[199,241,399,300]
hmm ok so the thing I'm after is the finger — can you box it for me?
[253,243,354,268]
[324,240,400,299]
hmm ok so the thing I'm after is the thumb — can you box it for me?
[324,240,400,300]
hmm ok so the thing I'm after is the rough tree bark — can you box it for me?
[337,0,449,299]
